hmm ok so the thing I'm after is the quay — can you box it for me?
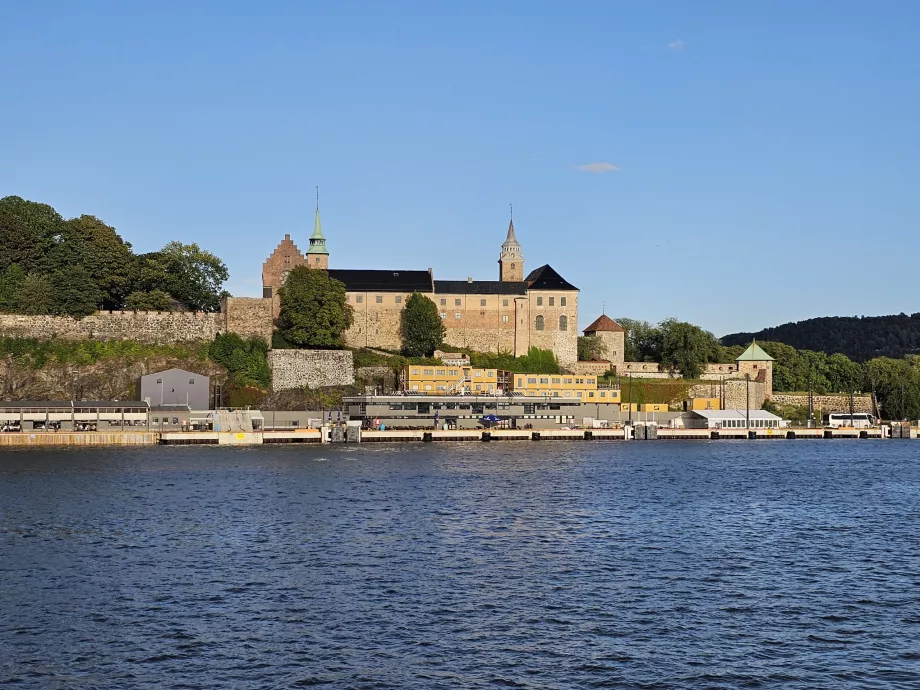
[0,426,909,447]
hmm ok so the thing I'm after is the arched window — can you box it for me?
[559,315,568,331]
[535,315,544,331]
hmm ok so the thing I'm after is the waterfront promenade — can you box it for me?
[0,426,908,447]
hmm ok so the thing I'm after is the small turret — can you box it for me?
[306,188,329,268]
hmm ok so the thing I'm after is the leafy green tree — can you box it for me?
[0,196,63,273]
[131,242,228,312]
[51,264,103,317]
[826,352,864,393]
[0,264,26,311]
[124,290,174,311]
[48,215,134,308]
[14,274,55,315]
[209,332,271,389]
[616,318,663,362]
[578,335,606,361]
[400,291,445,357]
[277,266,353,348]
[659,320,718,379]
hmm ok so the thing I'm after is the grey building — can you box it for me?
[136,369,210,410]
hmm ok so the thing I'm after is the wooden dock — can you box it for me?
[0,432,159,447]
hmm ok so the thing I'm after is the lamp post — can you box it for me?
[628,373,633,426]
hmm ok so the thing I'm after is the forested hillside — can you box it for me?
[722,313,920,362]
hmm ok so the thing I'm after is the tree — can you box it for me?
[14,274,55,315]
[400,292,445,357]
[125,290,174,311]
[277,267,353,348]
[51,264,103,317]
[130,242,228,312]
[578,335,606,361]
[659,320,718,379]
[48,215,134,309]
[826,352,864,393]
[616,318,663,362]
[0,196,63,273]
[0,264,26,311]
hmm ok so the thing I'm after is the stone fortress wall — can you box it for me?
[0,297,272,345]
[268,350,354,390]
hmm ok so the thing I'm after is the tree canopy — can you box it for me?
[277,266,354,348]
[722,313,920,362]
[577,335,606,361]
[659,320,719,379]
[0,196,229,316]
[400,292,445,357]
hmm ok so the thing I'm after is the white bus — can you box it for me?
[826,412,876,429]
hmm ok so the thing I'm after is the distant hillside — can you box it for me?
[721,313,920,362]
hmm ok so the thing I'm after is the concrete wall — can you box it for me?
[0,310,224,343]
[269,350,355,390]
[771,393,874,414]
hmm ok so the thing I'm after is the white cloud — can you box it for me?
[575,162,620,174]
[668,39,685,50]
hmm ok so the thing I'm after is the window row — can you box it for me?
[346,295,405,304]
[535,296,566,307]
[535,315,567,331]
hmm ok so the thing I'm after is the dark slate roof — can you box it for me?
[434,280,528,295]
[327,269,433,293]
[525,264,578,291]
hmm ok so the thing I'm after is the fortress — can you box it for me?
[262,205,580,365]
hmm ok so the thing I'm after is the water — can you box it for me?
[1,442,919,689]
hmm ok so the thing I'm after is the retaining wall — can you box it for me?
[269,350,355,390]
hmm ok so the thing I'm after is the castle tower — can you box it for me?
[583,314,626,369]
[736,340,775,400]
[306,192,329,269]
[498,217,524,282]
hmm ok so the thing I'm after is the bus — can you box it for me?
[826,412,876,429]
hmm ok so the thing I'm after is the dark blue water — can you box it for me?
[1,442,919,689]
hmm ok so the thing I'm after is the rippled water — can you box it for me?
[1,442,919,689]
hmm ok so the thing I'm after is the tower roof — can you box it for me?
[736,341,775,361]
[502,219,520,248]
[306,203,329,255]
[583,314,624,333]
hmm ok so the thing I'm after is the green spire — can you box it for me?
[306,187,329,256]
[736,340,775,361]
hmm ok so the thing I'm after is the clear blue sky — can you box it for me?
[2,1,918,336]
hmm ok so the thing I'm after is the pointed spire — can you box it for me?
[306,186,329,255]
[503,204,520,248]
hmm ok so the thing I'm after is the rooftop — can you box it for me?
[583,314,625,333]
[525,264,578,291]
[328,269,433,293]
[736,342,775,361]
[434,280,528,295]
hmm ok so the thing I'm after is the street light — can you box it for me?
[745,373,750,430]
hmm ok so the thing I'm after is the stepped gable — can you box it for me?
[583,314,624,333]
[525,264,578,291]
[327,269,433,293]
[434,280,528,295]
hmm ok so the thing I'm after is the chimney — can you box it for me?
[467,276,472,283]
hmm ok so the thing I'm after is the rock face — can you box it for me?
[269,350,355,391]
[1,354,226,401]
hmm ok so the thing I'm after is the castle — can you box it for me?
[262,205,580,365]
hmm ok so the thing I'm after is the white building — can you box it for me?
[680,409,787,430]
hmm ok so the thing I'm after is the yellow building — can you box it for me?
[401,365,508,394]
[690,397,722,411]
[640,403,669,413]
[511,373,620,403]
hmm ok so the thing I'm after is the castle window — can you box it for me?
[314,257,321,265]
[376,295,383,304]
[535,315,544,330]
[356,295,363,303]
[502,299,509,307]
[511,263,515,269]
[440,298,446,306]
[480,299,487,307]
[346,295,350,302]
[284,256,290,265]
[502,315,509,323]
[454,312,461,320]
[561,297,566,307]
[263,287,272,299]
[549,297,555,306]
[395,296,402,304]
[440,312,446,319]
[559,315,568,331]
[537,297,543,306]
[455,299,461,306]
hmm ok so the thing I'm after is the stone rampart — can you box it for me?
[771,393,874,414]
[0,311,224,344]
[269,350,355,390]
[221,297,273,343]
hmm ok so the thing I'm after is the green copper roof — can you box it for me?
[736,341,774,361]
[306,206,329,255]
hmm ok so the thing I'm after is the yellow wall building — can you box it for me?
[511,373,620,403]
[690,397,722,411]
[401,366,507,394]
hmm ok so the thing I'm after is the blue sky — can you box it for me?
[2,1,918,336]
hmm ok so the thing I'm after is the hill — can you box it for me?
[721,313,920,362]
